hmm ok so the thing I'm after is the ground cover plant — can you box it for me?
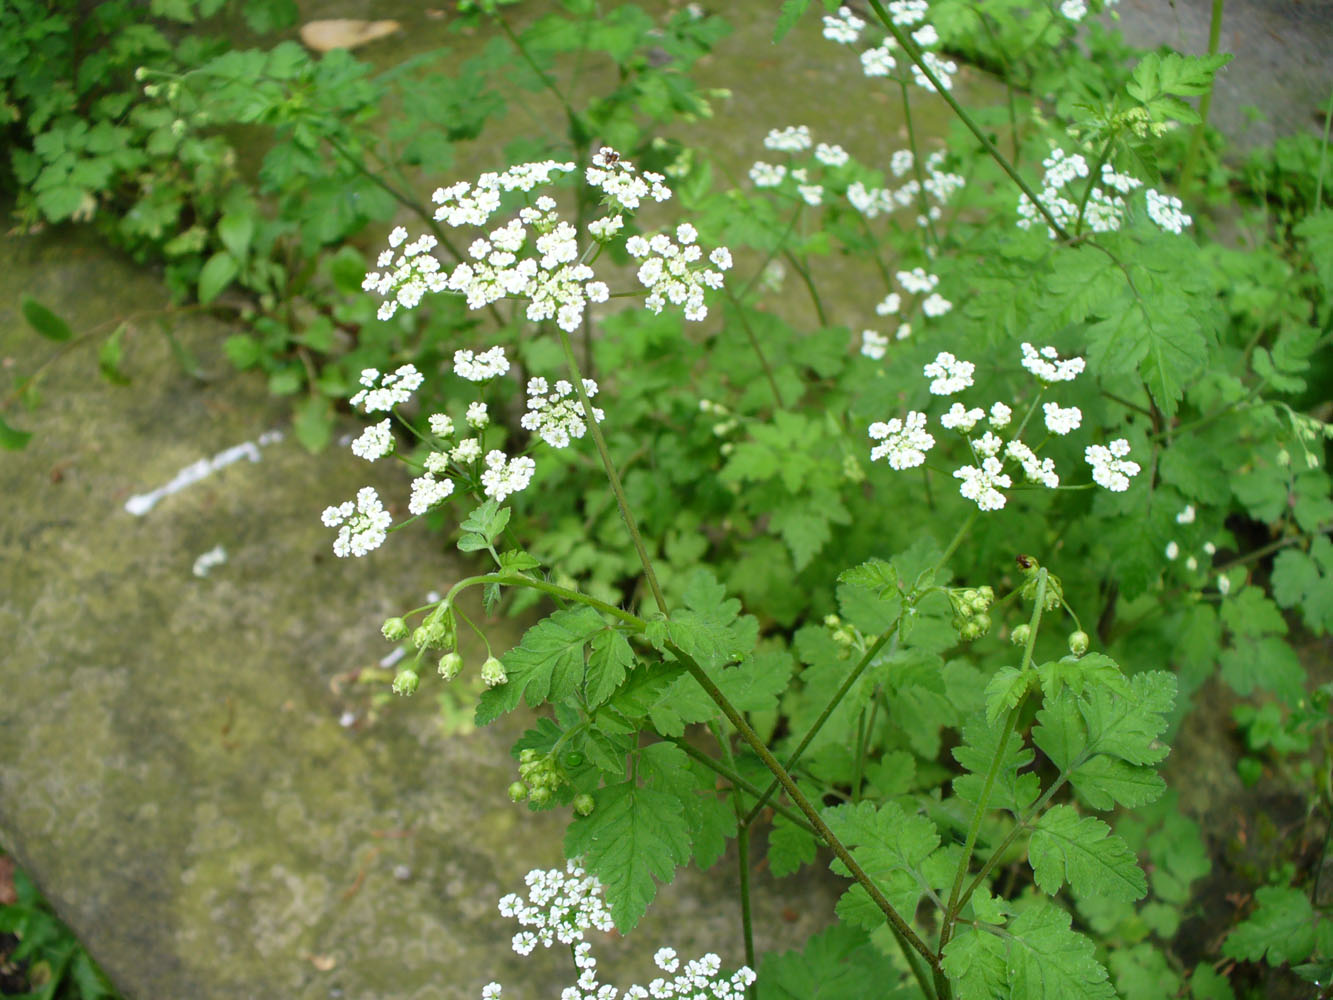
[4,0,1332,998]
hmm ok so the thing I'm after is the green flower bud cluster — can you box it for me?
[513,749,566,807]
[437,651,463,680]
[823,614,860,651]
[1016,557,1063,611]
[950,585,995,642]
[411,606,457,652]
[392,668,420,696]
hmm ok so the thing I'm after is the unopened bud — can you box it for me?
[392,668,420,696]
[481,655,507,687]
[1010,624,1031,646]
[573,793,595,816]
[508,781,527,803]
[382,616,410,642]
[1068,630,1090,656]
[437,651,463,680]
[973,613,992,635]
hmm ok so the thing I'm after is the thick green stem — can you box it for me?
[865,0,1070,241]
[1180,0,1225,199]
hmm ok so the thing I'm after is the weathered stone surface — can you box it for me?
[0,229,836,998]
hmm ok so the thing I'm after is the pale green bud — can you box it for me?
[382,617,410,642]
[573,793,595,817]
[508,781,527,803]
[1010,624,1031,646]
[437,652,463,680]
[1068,630,1090,656]
[392,668,420,696]
[481,655,507,687]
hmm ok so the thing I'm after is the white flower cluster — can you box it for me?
[1016,148,1192,238]
[521,377,605,448]
[861,266,953,357]
[625,225,732,321]
[868,344,1140,510]
[847,149,963,228]
[823,0,956,92]
[485,862,756,1000]
[321,487,393,558]
[363,149,723,331]
[322,347,594,556]
[586,146,671,212]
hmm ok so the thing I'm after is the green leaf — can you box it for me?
[217,211,255,260]
[772,0,811,43]
[1188,963,1235,1000]
[836,558,902,634]
[715,649,793,715]
[586,629,633,707]
[498,549,541,573]
[0,414,33,450]
[767,814,816,877]
[329,246,368,297]
[757,924,909,1000]
[197,251,238,304]
[460,500,511,542]
[1270,538,1333,634]
[1028,805,1147,901]
[564,781,691,931]
[21,296,73,342]
[475,606,605,724]
[1222,886,1317,966]
[292,396,333,452]
[952,712,1040,817]
[824,800,941,929]
[983,666,1032,724]
[97,322,131,385]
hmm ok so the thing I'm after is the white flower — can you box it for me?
[428,413,455,437]
[822,6,865,43]
[452,438,482,463]
[481,451,536,502]
[349,365,424,412]
[972,431,1004,457]
[1204,541,1217,555]
[709,247,733,270]
[922,292,952,317]
[388,226,408,248]
[350,419,394,461]
[466,401,490,429]
[861,329,889,360]
[890,150,914,177]
[628,229,729,321]
[798,184,825,206]
[869,411,934,469]
[1146,188,1192,234]
[1085,438,1141,491]
[654,949,679,973]
[923,351,975,394]
[1005,439,1059,488]
[1186,555,1199,571]
[861,44,898,75]
[1060,0,1087,21]
[453,346,511,381]
[912,24,939,46]
[888,0,928,25]
[321,486,392,558]
[897,267,939,294]
[875,292,901,316]
[895,322,913,340]
[911,51,957,92]
[1177,504,1196,524]
[954,457,1011,511]
[409,473,454,515]
[749,161,787,187]
[989,402,1012,428]
[1165,541,1180,560]
[1020,342,1085,383]
[764,125,813,152]
[1043,402,1083,435]
[1217,574,1232,596]
[586,147,671,211]
[521,377,604,448]
[940,402,984,431]
[848,181,892,217]
[588,215,624,240]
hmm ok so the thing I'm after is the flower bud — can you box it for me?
[529,786,552,806]
[573,793,595,817]
[978,586,994,604]
[382,617,410,642]
[392,668,420,696]
[508,781,527,803]
[519,749,538,765]
[481,655,507,687]
[973,613,992,635]
[1068,630,1090,656]
[437,651,463,680]
[1010,624,1031,646]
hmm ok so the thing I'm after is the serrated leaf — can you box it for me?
[984,666,1032,724]
[715,648,793,715]
[475,606,605,724]
[21,296,73,342]
[1270,539,1333,634]
[498,549,541,573]
[460,500,511,541]
[1223,886,1316,966]
[586,628,633,707]
[198,251,238,304]
[565,781,691,931]
[768,814,816,877]
[1006,901,1117,1000]
[757,924,908,1000]
[952,711,1040,816]
[772,0,811,43]
[824,800,940,930]
[1029,805,1146,901]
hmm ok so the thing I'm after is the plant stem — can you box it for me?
[898,77,942,251]
[782,249,829,327]
[865,0,1070,241]
[742,623,900,827]
[1180,0,1225,200]
[556,325,670,614]
[671,738,817,836]
[1315,87,1333,213]
[710,721,756,973]
[938,569,1047,957]
[724,287,787,410]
